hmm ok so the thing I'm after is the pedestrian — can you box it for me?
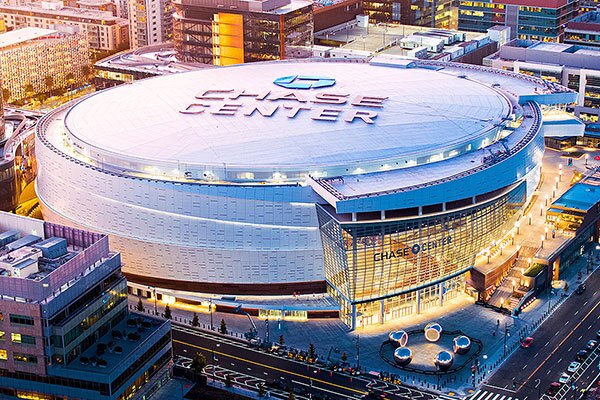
[497,319,500,326]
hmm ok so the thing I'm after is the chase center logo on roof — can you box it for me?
[273,75,336,90]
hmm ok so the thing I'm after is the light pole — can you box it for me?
[209,298,214,331]
[149,286,157,315]
[528,213,532,225]
[354,334,361,369]
[540,235,544,249]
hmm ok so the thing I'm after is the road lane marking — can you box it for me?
[568,347,572,352]
[173,339,368,396]
[534,353,539,358]
[521,300,600,389]
[292,379,362,399]
[575,311,579,316]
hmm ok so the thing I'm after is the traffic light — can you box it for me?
[512,380,517,389]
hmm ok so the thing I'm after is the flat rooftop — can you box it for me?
[528,42,573,53]
[0,27,59,49]
[62,60,511,172]
[95,43,210,76]
[0,3,125,22]
[551,182,600,212]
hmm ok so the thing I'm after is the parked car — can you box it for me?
[576,349,590,362]
[546,382,561,396]
[567,361,581,373]
[559,373,570,384]
[576,283,586,295]
[586,340,598,351]
[521,337,534,348]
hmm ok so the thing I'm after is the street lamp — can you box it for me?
[528,213,532,225]
[545,226,548,240]
[555,176,559,189]
[559,169,562,182]
[515,221,520,234]
[540,235,544,249]
[209,298,214,331]
[540,204,544,216]
[148,285,157,315]
[585,153,589,165]
[545,194,549,206]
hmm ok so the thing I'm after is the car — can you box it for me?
[576,283,586,294]
[576,349,590,362]
[587,340,599,351]
[597,329,600,340]
[567,361,581,373]
[521,337,534,348]
[559,373,570,384]
[546,382,561,396]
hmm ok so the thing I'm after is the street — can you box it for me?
[172,324,439,400]
[480,270,600,400]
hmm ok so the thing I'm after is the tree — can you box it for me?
[81,65,91,78]
[278,335,285,346]
[23,82,34,100]
[190,351,206,374]
[220,318,228,335]
[225,374,233,387]
[164,304,172,319]
[2,87,11,103]
[341,352,347,362]
[308,343,316,360]
[288,390,295,400]
[191,312,199,327]
[564,282,569,293]
[136,298,144,312]
[44,75,54,95]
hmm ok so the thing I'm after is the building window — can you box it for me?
[0,312,3,321]
[11,333,36,345]
[10,314,34,326]
[0,331,4,341]
[0,350,6,360]
[14,353,37,364]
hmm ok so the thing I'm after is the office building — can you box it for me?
[0,212,172,400]
[128,0,173,48]
[458,0,578,42]
[172,0,313,65]
[0,28,90,104]
[564,8,600,48]
[363,0,457,28]
[484,40,600,127]
[0,1,129,58]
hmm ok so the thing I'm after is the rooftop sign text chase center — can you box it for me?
[179,75,388,124]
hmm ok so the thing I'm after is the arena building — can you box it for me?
[34,58,577,329]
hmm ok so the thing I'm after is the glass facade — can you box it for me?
[173,1,313,65]
[317,182,527,328]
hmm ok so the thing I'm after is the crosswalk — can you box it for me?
[467,389,519,400]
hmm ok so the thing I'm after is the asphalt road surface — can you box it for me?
[483,270,600,400]
[172,324,439,400]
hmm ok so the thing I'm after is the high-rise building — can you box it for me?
[0,212,172,400]
[458,0,578,42]
[0,28,91,104]
[362,0,457,28]
[0,1,129,58]
[128,0,174,48]
[172,0,313,65]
